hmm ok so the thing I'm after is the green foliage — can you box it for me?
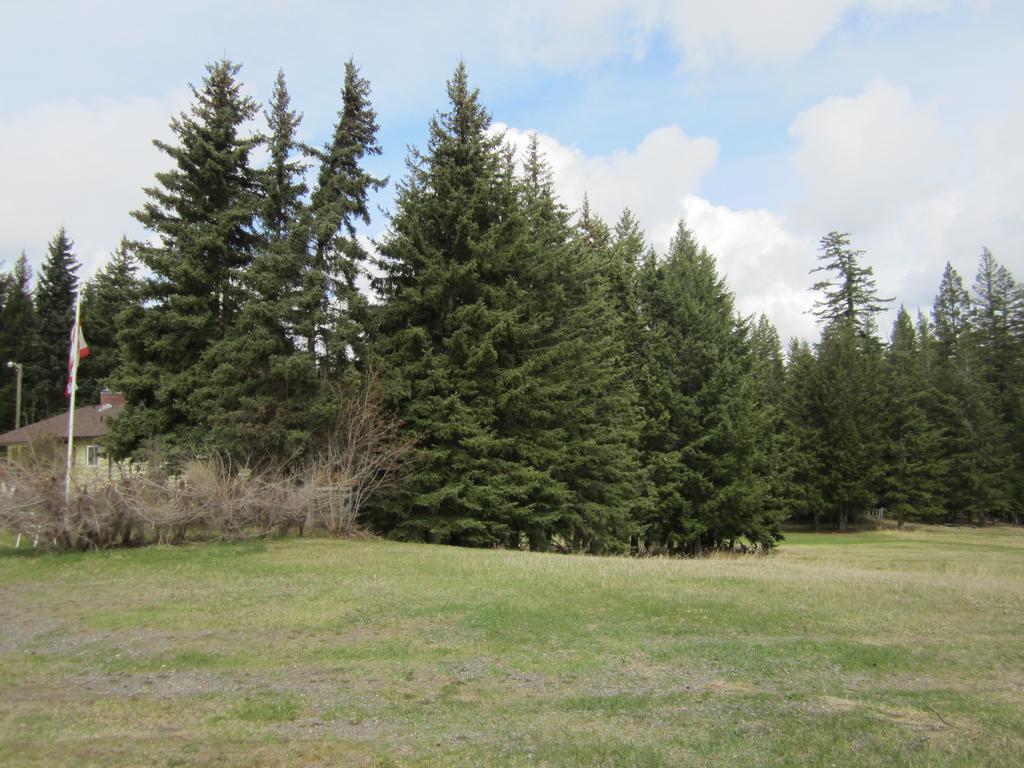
[925,255,1017,523]
[371,62,530,546]
[78,239,140,405]
[110,59,261,460]
[18,57,1023,547]
[811,231,891,334]
[0,253,37,429]
[304,59,386,374]
[371,68,642,552]
[880,307,946,525]
[636,225,779,552]
[192,69,321,463]
[808,322,887,530]
[32,227,80,418]
[780,338,826,529]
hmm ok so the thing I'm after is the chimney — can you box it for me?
[100,389,126,407]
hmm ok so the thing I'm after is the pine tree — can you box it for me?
[968,249,1021,521]
[304,59,386,376]
[78,239,140,404]
[928,263,1012,523]
[554,179,644,551]
[749,315,798,534]
[880,307,946,526]
[0,254,38,430]
[637,225,776,552]
[609,208,650,363]
[932,262,972,368]
[33,227,80,417]
[805,232,890,530]
[781,338,826,530]
[191,70,321,463]
[808,321,887,530]
[110,59,261,460]
[811,231,892,334]
[370,62,534,546]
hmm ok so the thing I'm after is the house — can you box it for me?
[0,390,126,481]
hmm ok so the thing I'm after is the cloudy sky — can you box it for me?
[2,0,1021,341]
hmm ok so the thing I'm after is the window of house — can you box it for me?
[86,445,103,467]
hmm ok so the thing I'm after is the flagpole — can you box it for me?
[64,290,84,503]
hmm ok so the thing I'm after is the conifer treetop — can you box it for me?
[811,231,891,331]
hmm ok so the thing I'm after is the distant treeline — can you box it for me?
[1,60,1021,553]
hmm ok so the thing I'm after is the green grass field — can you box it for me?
[1,526,1022,767]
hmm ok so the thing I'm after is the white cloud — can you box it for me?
[496,122,818,340]
[0,93,187,280]
[789,80,948,235]
[497,122,719,249]
[786,79,1024,328]
[680,196,818,341]
[485,0,975,70]
[495,71,1024,343]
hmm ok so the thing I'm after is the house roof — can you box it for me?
[0,402,125,446]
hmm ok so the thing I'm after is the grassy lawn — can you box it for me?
[1,526,1022,767]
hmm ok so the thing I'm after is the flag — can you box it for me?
[65,320,90,398]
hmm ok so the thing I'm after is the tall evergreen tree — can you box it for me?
[749,315,799,533]
[968,249,1021,520]
[0,254,36,429]
[192,69,321,463]
[78,239,140,404]
[880,307,946,526]
[805,232,890,530]
[933,263,972,369]
[608,208,650,363]
[808,322,887,530]
[558,187,645,551]
[781,338,826,530]
[928,263,1012,523]
[811,231,891,334]
[371,62,533,546]
[33,227,80,417]
[110,59,261,460]
[637,225,778,552]
[304,59,386,376]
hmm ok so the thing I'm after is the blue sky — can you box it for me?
[2,0,1022,340]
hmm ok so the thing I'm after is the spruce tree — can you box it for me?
[637,225,777,552]
[808,321,886,530]
[781,338,826,530]
[304,59,386,375]
[110,59,261,460]
[805,232,890,530]
[811,231,892,334]
[371,62,534,546]
[555,180,644,551]
[880,307,946,526]
[609,208,650,364]
[971,248,1018,391]
[928,263,1012,523]
[749,315,798,534]
[192,70,321,463]
[78,239,140,404]
[968,249,1020,521]
[0,254,37,429]
[33,227,80,417]
[933,262,973,370]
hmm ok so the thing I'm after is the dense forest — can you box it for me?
[1,60,1021,552]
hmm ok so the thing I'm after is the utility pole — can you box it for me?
[6,361,22,430]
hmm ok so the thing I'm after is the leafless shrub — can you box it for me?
[0,456,139,550]
[305,372,418,535]
[0,372,415,550]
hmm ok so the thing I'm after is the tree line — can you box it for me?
[1,59,1021,552]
